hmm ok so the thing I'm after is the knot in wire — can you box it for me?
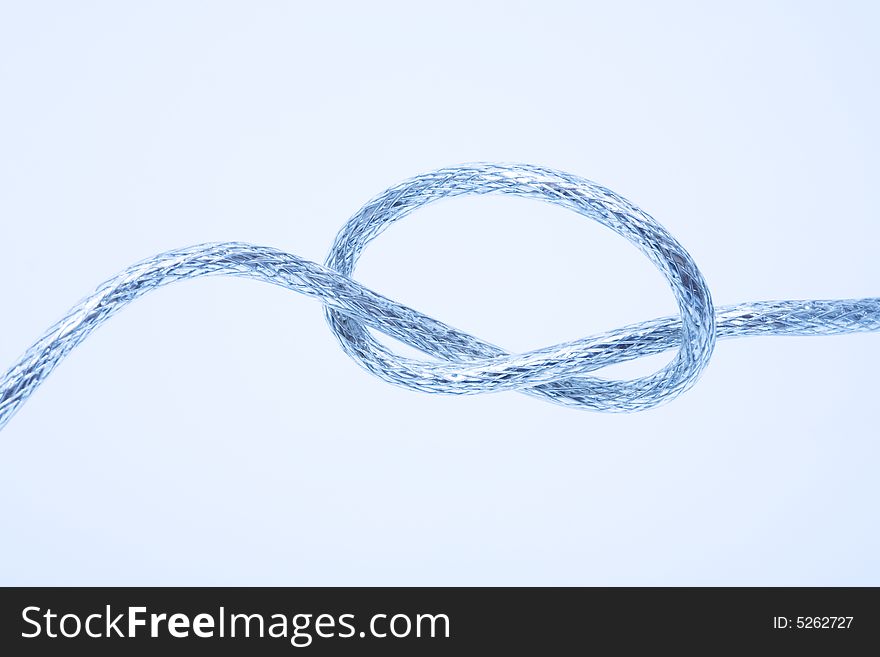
[322,163,716,412]
[1,163,877,430]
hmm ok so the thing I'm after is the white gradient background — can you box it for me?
[0,1,877,585]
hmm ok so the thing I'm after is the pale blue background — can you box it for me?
[0,1,877,585]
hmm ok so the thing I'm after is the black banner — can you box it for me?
[1,587,877,654]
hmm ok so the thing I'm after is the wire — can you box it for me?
[0,163,877,428]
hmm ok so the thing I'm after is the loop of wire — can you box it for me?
[1,163,877,429]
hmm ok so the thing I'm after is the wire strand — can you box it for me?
[1,163,877,428]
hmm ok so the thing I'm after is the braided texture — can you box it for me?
[1,163,877,428]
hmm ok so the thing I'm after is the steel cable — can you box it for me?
[1,163,877,428]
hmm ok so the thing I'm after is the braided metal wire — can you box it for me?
[0,163,877,429]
